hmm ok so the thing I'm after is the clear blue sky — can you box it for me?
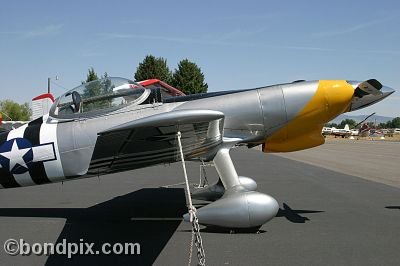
[0,0,399,117]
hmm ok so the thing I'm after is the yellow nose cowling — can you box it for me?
[263,80,354,153]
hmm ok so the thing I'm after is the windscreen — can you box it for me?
[51,77,148,117]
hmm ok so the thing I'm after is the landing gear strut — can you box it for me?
[184,140,279,229]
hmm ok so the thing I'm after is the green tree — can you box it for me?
[134,55,172,83]
[0,100,31,121]
[82,69,109,97]
[82,67,100,99]
[377,122,387,129]
[339,119,357,129]
[325,122,338,128]
[85,67,99,83]
[393,117,400,128]
[386,117,400,128]
[171,59,208,94]
[82,70,112,112]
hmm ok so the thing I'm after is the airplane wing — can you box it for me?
[88,110,224,174]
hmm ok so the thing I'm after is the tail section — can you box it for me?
[31,93,54,120]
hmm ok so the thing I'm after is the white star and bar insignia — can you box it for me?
[0,138,56,175]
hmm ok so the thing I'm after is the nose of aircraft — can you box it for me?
[262,79,394,153]
[381,85,396,95]
[348,79,395,111]
[381,85,396,99]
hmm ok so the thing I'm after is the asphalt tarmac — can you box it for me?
[277,138,400,188]
[0,144,399,266]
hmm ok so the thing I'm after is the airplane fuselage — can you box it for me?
[0,79,393,189]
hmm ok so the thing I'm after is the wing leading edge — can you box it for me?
[88,110,224,174]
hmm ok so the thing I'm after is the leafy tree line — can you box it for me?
[82,69,113,111]
[134,55,208,94]
[0,100,31,121]
[326,117,400,129]
[134,56,173,84]
[325,119,357,129]
[85,55,208,95]
[378,117,400,128]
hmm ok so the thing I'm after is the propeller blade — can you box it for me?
[353,112,376,129]
[349,79,394,111]
[354,79,382,97]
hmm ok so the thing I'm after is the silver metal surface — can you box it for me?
[281,81,319,122]
[184,186,279,228]
[89,110,225,174]
[348,80,395,111]
[351,87,395,111]
[238,176,258,191]
[212,139,242,189]
[191,176,258,201]
[257,85,287,135]
[176,90,265,140]
[101,109,224,134]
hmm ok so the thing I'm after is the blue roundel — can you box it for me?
[0,138,33,174]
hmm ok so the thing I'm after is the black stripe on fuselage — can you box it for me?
[24,123,41,145]
[23,121,51,185]
[28,116,44,126]
[0,131,20,188]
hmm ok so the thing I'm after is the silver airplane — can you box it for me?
[0,77,394,229]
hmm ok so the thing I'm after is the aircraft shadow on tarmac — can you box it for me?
[0,188,187,266]
[0,189,326,264]
[179,202,325,235]
[385,206,400,210]
[276,203,324,223]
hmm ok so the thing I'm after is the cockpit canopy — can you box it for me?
[50,77,153,118]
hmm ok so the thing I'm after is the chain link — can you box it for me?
[188,222,194,266]
[192,210,206,266]
[176,131,206,266]
[187,208,206,266]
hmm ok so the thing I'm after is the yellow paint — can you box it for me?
[263,80,354,152]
